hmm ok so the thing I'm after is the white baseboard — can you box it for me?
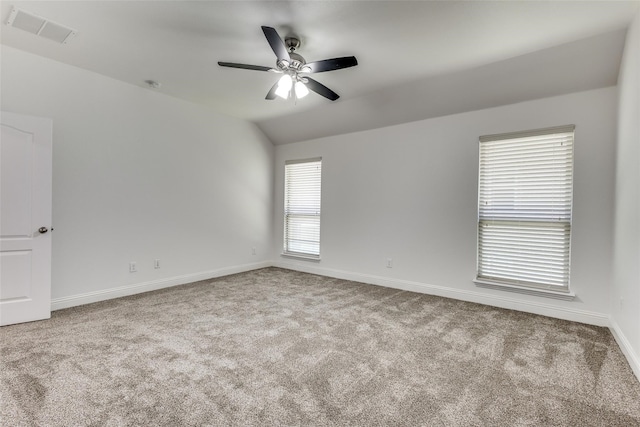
[609,317,640,381]
[274,260,610,327]
[52,260,608,326]
[50,260,638,383]
[51,261,272,311]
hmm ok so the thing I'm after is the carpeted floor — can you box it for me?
[1,267,639,426]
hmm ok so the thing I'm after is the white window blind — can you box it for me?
[476,126,574,293]
[284,158,321,258]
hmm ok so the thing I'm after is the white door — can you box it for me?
[0,111,52,326]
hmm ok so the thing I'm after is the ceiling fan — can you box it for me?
[218,26,358,101]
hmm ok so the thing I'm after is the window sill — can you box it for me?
[474,279,575,301]
[281,253,321,262]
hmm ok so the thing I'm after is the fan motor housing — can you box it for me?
[288,52,306,70]
[278,37,305,70]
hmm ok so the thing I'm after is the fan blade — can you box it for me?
[304,77,339,101]
[303,56,358,73]
[265,81,279,100]
[261,26,290,63]
[218,62,274,72]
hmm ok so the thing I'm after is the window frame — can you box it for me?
[282,157,322,260]
[474,125,575,298]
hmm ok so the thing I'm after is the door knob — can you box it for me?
[38,227,48,234]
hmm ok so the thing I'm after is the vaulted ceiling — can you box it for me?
[1,1,638,144]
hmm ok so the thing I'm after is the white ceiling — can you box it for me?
[1,1,638,144]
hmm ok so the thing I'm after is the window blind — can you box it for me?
[477,126,574,292]
[284,158,321,257]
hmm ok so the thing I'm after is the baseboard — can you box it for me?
[52,260,608,326]
[51,261,272,311]
[609,317,640,381]
[274,260,610,327]
[50,260,638,383]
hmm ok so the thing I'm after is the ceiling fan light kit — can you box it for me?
[273,74,310,100]
[218,26,358,102]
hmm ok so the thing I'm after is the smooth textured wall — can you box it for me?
[612,10,640,376]
[1,46,274,301]
[273,87,617,325]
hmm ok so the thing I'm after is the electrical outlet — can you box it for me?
[386,258,393,268]
[252,247,256,255]
[129,262,137,273]
[154,259,160,269]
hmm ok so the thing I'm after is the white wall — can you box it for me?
[1,46,274,304]
[273,87,617,326]
[612,10,640,378]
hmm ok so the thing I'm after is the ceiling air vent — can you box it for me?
[6,7,77,44]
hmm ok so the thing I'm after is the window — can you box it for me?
[476,126,574,295]
[283,158,322,258]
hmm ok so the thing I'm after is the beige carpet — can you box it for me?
[1,267,639,426]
